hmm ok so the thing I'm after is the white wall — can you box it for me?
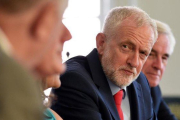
[109,0,180,97]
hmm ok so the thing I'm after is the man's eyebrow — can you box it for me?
[164,53,170,58]
[118,41,134,49]
[151,49,157,53]
[151,49,170,58]
[120,40,136,46]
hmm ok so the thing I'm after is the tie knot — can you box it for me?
[114,90,124,105]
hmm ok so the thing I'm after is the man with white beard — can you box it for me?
[51,6,158,120]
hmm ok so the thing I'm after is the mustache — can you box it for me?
[118,66,137,75]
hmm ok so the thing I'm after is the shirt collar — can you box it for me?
[0,28,12,56]
[107,77,127,96]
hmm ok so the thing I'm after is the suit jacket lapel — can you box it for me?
[128,81,145,120]
[87,49,120,120]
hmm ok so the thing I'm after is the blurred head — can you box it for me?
[33,0,72,77]
[35,22,72,77]
[96,6,157,87]
[142,20,176,87]
[0,0,71,77]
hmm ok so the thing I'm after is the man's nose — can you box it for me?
[152,57,163,70]
[62,24,72,42]
[127,52,139,68]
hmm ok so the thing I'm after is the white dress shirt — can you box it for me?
[107,79,131,120]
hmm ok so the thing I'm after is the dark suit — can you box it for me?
[151,86,177,120]
[51,49,156,120]
[0,48,43,120]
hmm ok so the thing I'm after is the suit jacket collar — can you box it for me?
[87,48,120,120]
[128,75,146,120]
[151,86,161,114]
[86,49,146,120]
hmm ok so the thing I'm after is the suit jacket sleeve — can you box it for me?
[157,98,177,120]
[51,71,103,120]
[151,86,177,120]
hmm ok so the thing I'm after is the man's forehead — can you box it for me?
[120,17,137,28]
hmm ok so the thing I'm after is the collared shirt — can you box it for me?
[0,28,12,56]
[107,78,131,120]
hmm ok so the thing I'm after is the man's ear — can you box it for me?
[96,33,106,55]
[30,1,58,42]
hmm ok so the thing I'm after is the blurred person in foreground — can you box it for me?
[51,6,158,120]
[142,20,177,120]
[0,0,71,119]
[35,0,72,119]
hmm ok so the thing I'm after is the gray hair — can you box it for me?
[102,6,158,43]
[155,19,176,55]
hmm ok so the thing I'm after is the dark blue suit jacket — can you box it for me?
[151,86,177,120]
[51,49,156,120]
